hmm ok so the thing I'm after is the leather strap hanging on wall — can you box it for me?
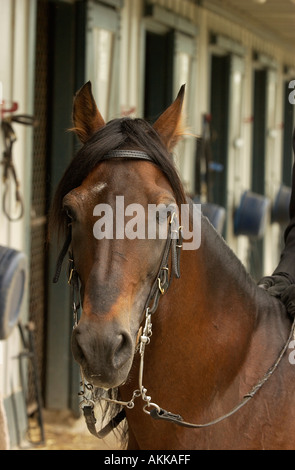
[1,113,36,222]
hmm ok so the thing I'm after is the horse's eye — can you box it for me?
[64,206,76,221]
[156,207,174,225]
[156,211,167,224]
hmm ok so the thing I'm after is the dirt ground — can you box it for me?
[22,408,123,451]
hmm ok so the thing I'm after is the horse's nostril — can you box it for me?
[113,333,132,370]
[71,328,86,364]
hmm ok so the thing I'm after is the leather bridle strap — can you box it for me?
[143,212,182,315]
[53,230,72,283]
[103,149,154,162]
[83,406,126,439]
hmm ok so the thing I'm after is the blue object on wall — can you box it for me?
[271,185,291,225]
[202,203,226,233]
[0,246,27,340]
[193,196,226,233]
[234,190,270,239]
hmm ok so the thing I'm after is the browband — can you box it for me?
[102,149,153,162]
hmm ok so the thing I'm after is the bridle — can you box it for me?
[76,203,183,439]
[53,149,295,440]
[53,149,183,436]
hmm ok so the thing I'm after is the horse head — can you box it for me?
[51,82,186,389]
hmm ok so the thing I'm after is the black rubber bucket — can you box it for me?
[271,185,292,225]
[202,203,226,233]
[234,190,270,239]
[0,246,27,340]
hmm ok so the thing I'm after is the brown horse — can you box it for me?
[50,82,295,450]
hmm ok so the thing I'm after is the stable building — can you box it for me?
[0,0,294,448]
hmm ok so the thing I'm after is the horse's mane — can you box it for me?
[49,117,187,240]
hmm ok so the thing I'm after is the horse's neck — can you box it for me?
[196,216,288,321]
[188,216,259,326]
[162,216,289,396]
[121,217,290,447]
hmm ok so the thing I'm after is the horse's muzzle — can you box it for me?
[71,319,134,388]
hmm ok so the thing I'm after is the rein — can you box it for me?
[53,149,295,439]
[79,306,295,437]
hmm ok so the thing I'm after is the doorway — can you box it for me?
[144,30,174,122]
[209,54,230,210]
[282,80,295,187]
[249,68,267,280]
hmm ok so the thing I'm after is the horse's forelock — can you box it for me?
[48,117,186,242]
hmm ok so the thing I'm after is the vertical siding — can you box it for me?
[202,8,293,272]
[0,0,36,446]
[120,0,144,117]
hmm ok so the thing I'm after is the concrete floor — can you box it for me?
[21,409,123,451]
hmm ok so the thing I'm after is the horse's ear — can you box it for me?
[72,81,105,143]
[153,85,185,151]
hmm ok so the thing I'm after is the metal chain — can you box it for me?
[138,309,161,415]
[78,307,161,415]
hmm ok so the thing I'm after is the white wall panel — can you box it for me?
[0,0,36,404]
